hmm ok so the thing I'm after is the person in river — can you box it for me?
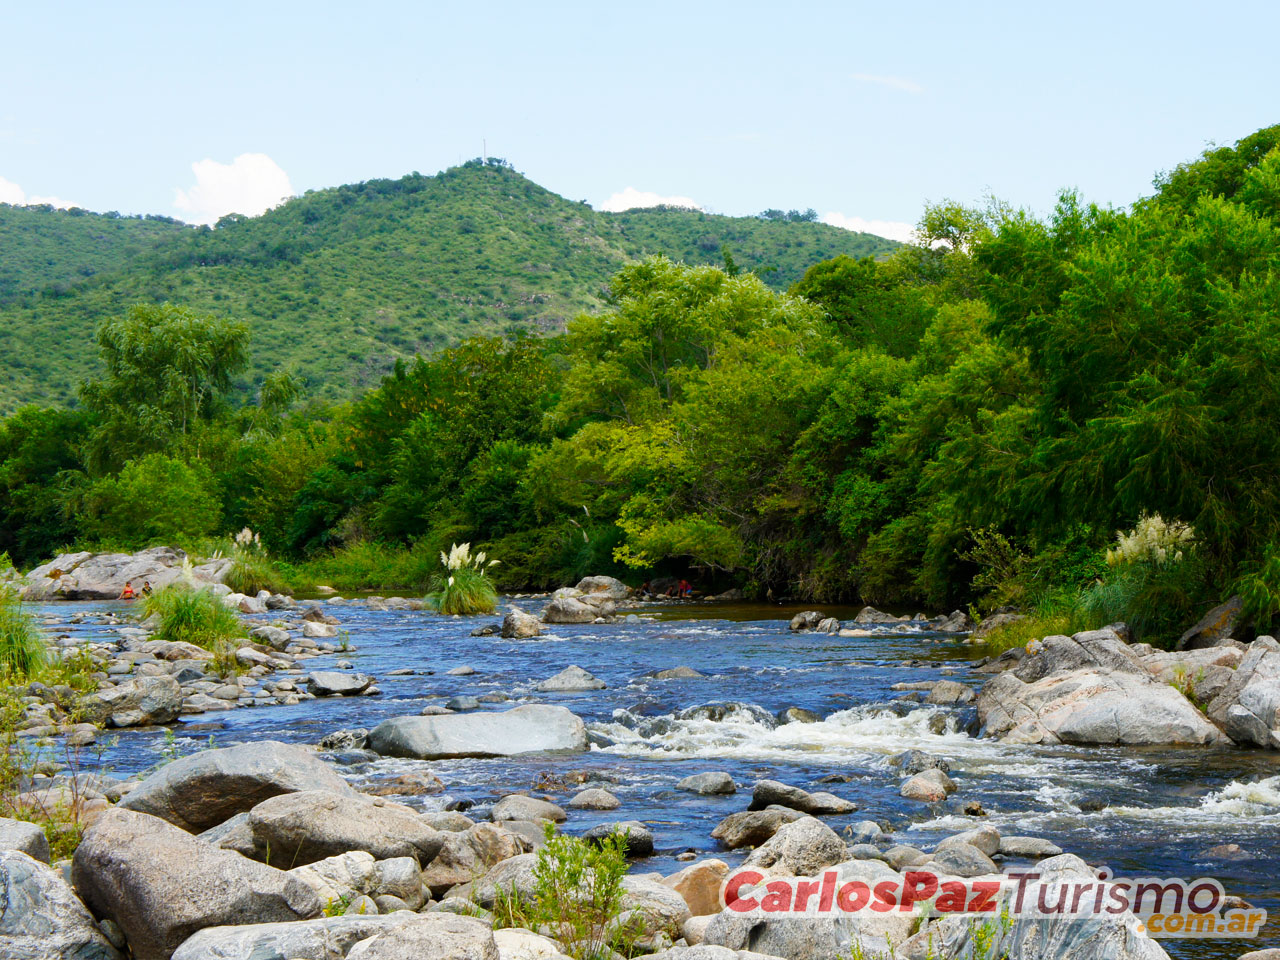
[118,581,136,600]
[677,578,693,598]
[141,581,153,598]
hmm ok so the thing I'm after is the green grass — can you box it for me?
[427,566,497,615]
[295,541,439,592]
[0,590,47,679]
[141,585,242,649]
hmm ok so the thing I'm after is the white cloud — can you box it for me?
[599,186,703,213]
[0,174,76,208]
[173,153,293,225]
[821,211,917,244]
[851,72,924,95]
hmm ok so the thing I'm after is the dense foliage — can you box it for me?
[3,126,1279,647]
[0,161,895,413]
[0,204,187,301]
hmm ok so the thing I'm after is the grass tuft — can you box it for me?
[142,585,242,650]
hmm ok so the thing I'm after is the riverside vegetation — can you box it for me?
[3,125,1280,651]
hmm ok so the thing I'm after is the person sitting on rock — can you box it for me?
[677,579,693,598]
[119,581,136,600]
[141,581,153,597]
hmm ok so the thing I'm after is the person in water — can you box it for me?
[141,581,153,597]
[677,579,693,598]
[119,581,136,600]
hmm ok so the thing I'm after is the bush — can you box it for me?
[78,453,222,547]
[427,543,498,615]
[0,590,46,679]
[142,584,241,650]
[494,825,642,960]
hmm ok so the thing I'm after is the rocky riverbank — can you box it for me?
[0,730,1192,960]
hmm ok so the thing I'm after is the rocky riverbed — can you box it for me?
[3,591,1279,959]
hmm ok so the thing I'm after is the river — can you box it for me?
[37,597,1280,959]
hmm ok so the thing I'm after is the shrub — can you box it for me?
[493,824,642,960]
[427,543,498,615]
[0,590,46,679]
[142,583,241,650]
[77,453,223,547]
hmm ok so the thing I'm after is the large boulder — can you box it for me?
[0,849,123,959]
[491,795,567,823]
[458,853,539,908]
[533,665,606,692]
[345,914,499,959]
[171,913,421,960]
[501,609,543,639]
[541,593,616,623]
[788,611,824,631]
[661,859,729,916]
[978,668,1230,746]
[1140,645,1242,705]
[20,546,231,600]
[119,740,357,832]
[1177,595,1243,651]
[79,675,182,728]
[367,705,587,759]
[286,850,377,907]
[1205,637,1280,747]
[575,576,632,601]
[246,790,443,866]
[71,809,320,960]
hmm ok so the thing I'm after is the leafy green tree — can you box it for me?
[0,407,89,564]
[79,303,249,470]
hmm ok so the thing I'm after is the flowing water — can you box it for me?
[38,598,1280,958]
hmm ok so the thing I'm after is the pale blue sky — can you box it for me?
[1,1,1276,237]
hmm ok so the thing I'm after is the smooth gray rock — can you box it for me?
[456,853,539,908]
[71,809,319,960]
[941,825,1000,857]
[490,795,566,823]
[925,680,976,705]
[119,740,357,832]
[1013,628,1145,683]
[569,787,620,809]
[533,665,606,692]
[171,913,420,960]
[677,772,736,795]
[367,704,587,759]
[926,840,998,877]
[0,849,123,959]
[307,671,373,696]
[575,575,632,600]
[900,768,956,802]
[0,818,50,863]
[247,790,443,866]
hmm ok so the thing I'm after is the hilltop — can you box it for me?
[0,160,898,412]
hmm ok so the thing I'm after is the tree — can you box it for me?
[77,454,222,546]
[79,303,249,470]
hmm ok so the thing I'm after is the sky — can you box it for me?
[1,1,1277,241]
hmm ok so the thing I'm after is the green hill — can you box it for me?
[0,204,190,300]
[0,160,898,412]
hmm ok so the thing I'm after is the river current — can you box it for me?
[37,597,1280,958]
